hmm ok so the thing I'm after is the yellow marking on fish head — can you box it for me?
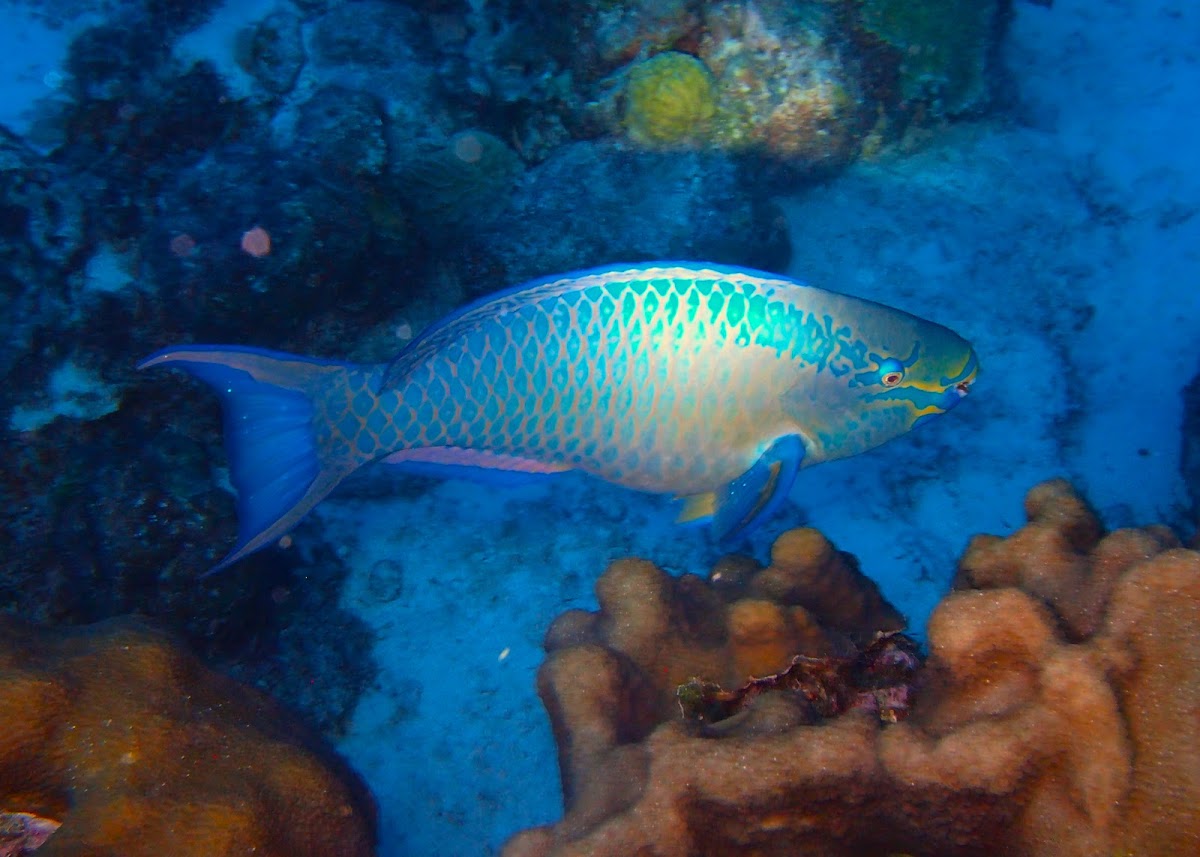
[780,296,978,464]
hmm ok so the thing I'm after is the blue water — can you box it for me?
[1,1,1196,855]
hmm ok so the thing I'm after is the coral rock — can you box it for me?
[699,1,869,168]
[508,481,1200,856]
[0,618,376,857]
[856,0,1004,116]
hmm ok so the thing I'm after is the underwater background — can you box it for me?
[0,1,1197,855]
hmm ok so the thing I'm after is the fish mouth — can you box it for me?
[937,357,977,411]
[946,351,979,399]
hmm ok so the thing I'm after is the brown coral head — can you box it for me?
[0,617,376,857]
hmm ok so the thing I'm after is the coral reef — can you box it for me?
[597,0,1015,165]
[0,616,377,857]
[623,51,717,146]
[613,6,872,168]
[0,0,1013,760]
[527,527,904,819]
[1,384,377,735]
[505,480,1200,856]
[1,12,413,733]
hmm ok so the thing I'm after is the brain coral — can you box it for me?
[623,51,717,146]
[505,480,1200,857]
[0,617,376,857]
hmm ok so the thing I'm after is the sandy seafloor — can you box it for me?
[2,1,1198,855]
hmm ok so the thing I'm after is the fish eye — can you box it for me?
[878,358,905,387]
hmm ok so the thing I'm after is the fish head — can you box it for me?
[781,304,978,464]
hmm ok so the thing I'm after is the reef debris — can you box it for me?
[676,630,921,730]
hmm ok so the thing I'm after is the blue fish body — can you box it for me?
[140,263,978,569]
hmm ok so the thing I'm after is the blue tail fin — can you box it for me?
[140,345,367,572]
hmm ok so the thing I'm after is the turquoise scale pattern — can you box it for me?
[311,265,921,495]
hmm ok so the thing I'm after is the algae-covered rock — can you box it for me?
[699,0,868,170]
[233,7,305,96]
[858,0,1002,116]
[599,2,871,170]
[475,140,791,285]
[397,130,522,236]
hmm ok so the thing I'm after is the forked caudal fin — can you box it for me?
[139,345,372,572]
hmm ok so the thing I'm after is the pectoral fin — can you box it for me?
[684,435,804,541]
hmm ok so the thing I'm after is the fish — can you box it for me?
[140,262,978,570]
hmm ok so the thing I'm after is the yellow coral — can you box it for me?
[623,51,716,146]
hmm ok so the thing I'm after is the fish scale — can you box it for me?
[140,263,978,570]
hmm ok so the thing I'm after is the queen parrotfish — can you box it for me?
[141,263,978,570]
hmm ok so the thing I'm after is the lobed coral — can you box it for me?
[505,480,1200,856]
[0,617,376,857]
[523,526,904,828]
